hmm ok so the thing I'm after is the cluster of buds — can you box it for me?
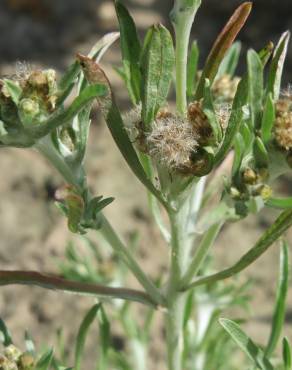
[0,66,58,147]
[0,345,35,370]
[274,97,292,153]
[228,165,272,217]
[212,74,240,103]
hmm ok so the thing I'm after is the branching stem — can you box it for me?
[0,270,155,306]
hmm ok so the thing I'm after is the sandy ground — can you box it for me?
[0,1,292,369]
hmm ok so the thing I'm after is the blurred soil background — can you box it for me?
[0,0,291,369]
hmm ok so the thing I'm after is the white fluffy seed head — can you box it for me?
[146,114,199,171]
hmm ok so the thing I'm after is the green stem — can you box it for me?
[99,215,165,306]
[36,136,164,307]
[0,270,155,306]
[35,135,84,190]
[165,208,188,370]
[170,0,201,115]
[180,222,223,288]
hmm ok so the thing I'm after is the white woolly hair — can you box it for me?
[215,102,231,129]
[122,104,142,141]
[146,114,198,169]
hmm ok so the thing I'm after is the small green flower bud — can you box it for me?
[255,184,273,200]
[20,98,39,115]
[230,186,241,199]
[242,167,258,185]
[18,353,35,370]
[18,98,41,126]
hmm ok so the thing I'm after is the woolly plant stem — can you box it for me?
[170,0,201,115]
[166,208,187,370]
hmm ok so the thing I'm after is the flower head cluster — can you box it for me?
[146,112,199,174]
[0,344,35,370]
[124,100,228,176]
[274,96,292,151]
[0,64,59,147]
[212,74,240,102]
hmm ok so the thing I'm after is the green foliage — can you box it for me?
[140,24,175,126]
[0,1,292,370]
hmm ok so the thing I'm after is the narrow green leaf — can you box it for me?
[195,2,252,99]
[217,41,241,77]
[240,121,253,155]
[141,24,175,126]
[261,94,275,143]
[98,305,110,370]
[267,31,290,100]
[78,56,167,206]
[58,32,119,105]
[283,337,292,370]
[3,79,22,105]
[35,349,54,370]
[219,318,274,370]
[265,241,289,357]
[88,32,120,61]
[115,0,141,104]
[186,209,292,289]
[266,197,292,209]
[258,41,274,67]
[253,136,269,169]
[58,61,80,99]
[231,132,245,178]
[187,40,199,98]
[30,84,107,139]
[247,49,264,129]
[0,318,12,346]
[74,304,100,370]
[203,79,222,143]
[215,76,247,165]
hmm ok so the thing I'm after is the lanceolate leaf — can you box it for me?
[58,32,119,104]
[266,197,292,209]
[253,136,269,169]
[141,24,175,126]
[115,1,141,104]
[195,2,252,99]
[219,318,274,370]
[75,304,100,370]
[247,49,264,129]
[283,337,292,370]
[0,317,13,346]
[77,55,167,207]
[258,41,274,67]
[185,209,292,289]
[261,93,276,143]
[265,241,289,358]
[203,79,222,143]
[217,41,241,78]
[35,349,54,370]
[187,40,199,98]
[215,76,248,165]
[267,31,291,100]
